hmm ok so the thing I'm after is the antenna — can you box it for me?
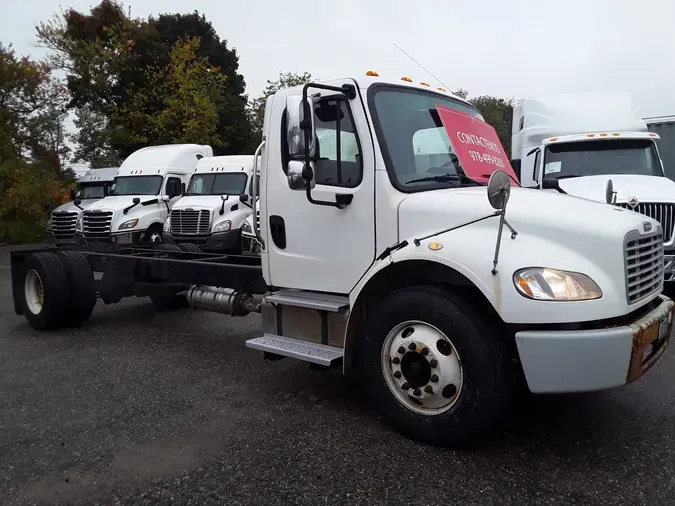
[392,42,450,90]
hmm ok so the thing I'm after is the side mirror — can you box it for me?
[286,95,316,157]
[161,195,170,202]
[133,197,141,204]
[69,188,76,201]
[181,182,186,195]
[287,160,315,191]
[510,159,521,181]
[541,178,561,191]
[239,194,249,203]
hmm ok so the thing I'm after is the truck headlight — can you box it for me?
[163,218,170,233]
[212,220,232,233]
[513,268,602,301]
[242,221,251,233]
[118,218,139,230]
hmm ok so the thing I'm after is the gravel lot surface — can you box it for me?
[2,248,675,505]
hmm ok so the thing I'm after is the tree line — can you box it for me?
[0,0,515,244]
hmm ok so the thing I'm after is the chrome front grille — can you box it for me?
[618,203,675,243]
[624,230,664,305]
[51,212,78,240]
[83,210,113,240]
[170,209,211,235]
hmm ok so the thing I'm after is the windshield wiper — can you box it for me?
[554,174,584,180]
[481,172,520,185]
[406,173,482,186]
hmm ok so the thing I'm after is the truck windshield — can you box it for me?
[109,175,163,196]
[76,183,110,199]
[186,173,248,195]
[368,85,486,191]
[544,139,663,178]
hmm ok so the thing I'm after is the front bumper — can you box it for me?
[515,295,675,393]
[76,230,146,246]
[45,231,77,246]
[165,229,241,253]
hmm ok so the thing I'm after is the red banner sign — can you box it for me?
[436,105,519,185]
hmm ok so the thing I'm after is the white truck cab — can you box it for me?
[46,167,118,245]
[76,144,212,245]
[511,92,675,281]
[163,155,258,253]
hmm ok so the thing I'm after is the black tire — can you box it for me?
[148,243,187,309]
[142,225,163,244]
[359,285,511,448]
[19,252,70,330]
[55,251,96,327]
[177,243,201,253]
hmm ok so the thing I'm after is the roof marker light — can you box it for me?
[599,133,608,137]
[587,133,596,138]
[366,70,379,76]
[612,132,620,136]
[420,82,430,87]
[401,76,412,82]
[437,87,446,92]
[550,137,558,142]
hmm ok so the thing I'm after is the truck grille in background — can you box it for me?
[51,212,78,240]
[170,209,211,235]
[83,211,113,241]
[624,230,664,305]
[618,203,675,243]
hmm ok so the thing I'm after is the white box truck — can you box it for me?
[46,167,119,246]
[10,74,674,448]
[163,155,257,254]
[75,144,212,245]
[511,92,675,282]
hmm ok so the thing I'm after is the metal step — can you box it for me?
[264,290,349,312]
[245,333,344,366]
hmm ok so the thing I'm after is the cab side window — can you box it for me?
[283,96,363,189]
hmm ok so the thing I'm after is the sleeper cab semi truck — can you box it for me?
[10,74,675,448]
[46,167,118,246]
[163,155,258,254]
[510,91,675,282]
[75,144,213,246]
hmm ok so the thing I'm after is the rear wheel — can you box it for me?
[56,251,96,327]
[148,244,188,310]
[360,285,511,448]
[20,252,70,330]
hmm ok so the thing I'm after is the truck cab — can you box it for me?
[76,144,212,245]
[163,155,258,253]
[510,92,675,281]
[46,167,118,245]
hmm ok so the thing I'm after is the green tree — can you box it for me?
[0,42,70,173]
[247,71,313,150]
[119,36,227,147]
[36,0,251,161]
[468,95,515,157]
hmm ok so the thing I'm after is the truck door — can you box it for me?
[263,79,376,294]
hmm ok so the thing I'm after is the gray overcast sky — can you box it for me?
[3,0,675,116]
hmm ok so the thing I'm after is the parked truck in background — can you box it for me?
[10,74,674,448]
[163,155,257,254]
[46,167,118,246]
[645,115,675,180]
[75,144,212,246]
[511,91,675,282]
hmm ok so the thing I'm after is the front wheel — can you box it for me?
[360,285,511,448]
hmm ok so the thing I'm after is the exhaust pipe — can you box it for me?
[185,286,262,316]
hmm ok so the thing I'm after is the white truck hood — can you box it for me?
[557,174,675,204]
[86,196,158,213]
[173,195,239,211]
[399,185,656,246]
[52,199,102,214]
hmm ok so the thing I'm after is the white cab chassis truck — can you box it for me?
[511,92,675,282]
[10,75,675,448]
[75,144,213,246]
[46,167,118,246]
[163,155,257,254]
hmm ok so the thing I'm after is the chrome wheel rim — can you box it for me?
[24,269,45,315]
[381,320,463,416]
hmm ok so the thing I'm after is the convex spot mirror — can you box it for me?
[287,161,315,191]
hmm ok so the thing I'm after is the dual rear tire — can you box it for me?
[19,251,96,330]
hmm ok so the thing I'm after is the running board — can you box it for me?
[264,290,349,312]
[245,333,344,366]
